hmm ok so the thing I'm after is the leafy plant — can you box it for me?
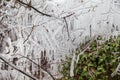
[58,36,120,80]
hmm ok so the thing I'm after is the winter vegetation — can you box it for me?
[0,0,120,80]
[58,36,120,80]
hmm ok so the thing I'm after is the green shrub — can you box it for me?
[59,36,120,80]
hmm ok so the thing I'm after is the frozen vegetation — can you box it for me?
[0,0,120,80]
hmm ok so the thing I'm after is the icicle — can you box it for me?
[70,53,76,77]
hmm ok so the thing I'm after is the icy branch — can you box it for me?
[0,54,38,80]
[15,54,56,80]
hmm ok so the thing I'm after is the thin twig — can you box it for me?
[0,54,38,80]
[62,13,75,18]
[23,25,36,44]
[17,0,52,17]
[63,17,70,40]
[90,25,92,37]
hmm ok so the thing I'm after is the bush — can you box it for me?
[58,36,120,80]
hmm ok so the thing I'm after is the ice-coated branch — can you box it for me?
[14,54,56,80]
[0,54,38,80]
[111,63,120,77]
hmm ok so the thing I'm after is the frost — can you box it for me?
[0,0,120,80]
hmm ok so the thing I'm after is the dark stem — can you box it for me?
[0,54,38,80]
[64,17,70,40]
[17,0,52,17]
[90,25,92,37]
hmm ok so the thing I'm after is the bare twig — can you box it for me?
[90,25,92,37]
[17,0,52,17]
[63,17,70,40]
[0,54,38,80]
[62,13,75,18]
[23,25,36,44]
